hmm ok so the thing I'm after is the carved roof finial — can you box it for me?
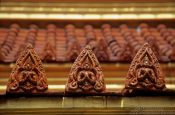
[6,44,48,94]
[26,43,33,49]
[124,43,166,93]
[65,45,106,94]
[67,40,80,61]
[93,39,109,61]
[85,45,91,50]
[42,41,56,62]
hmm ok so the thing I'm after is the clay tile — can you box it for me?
[6,44,48,94]
[10,28,19,34]
[157,24,166,30]
[65,45,106,94]
[8,32,17,37]
[66,24,75,29]
[30,24,38,30]
[119,24,128,29]
[47,24,56,29]
[139,23,148,29]
[29,28,37,33]
[85,25,93,30]
[0,48,5,61]
[11,23,20,29]
[124,43,166,94]
[102,24,111,29]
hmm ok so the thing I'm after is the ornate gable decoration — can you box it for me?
[65,45,106,94]
[125,43,166,91]
[6,44,48,94]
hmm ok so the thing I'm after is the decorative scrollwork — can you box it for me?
[65,45,106,93]
[6,44,48,94]
[125,43,166,92]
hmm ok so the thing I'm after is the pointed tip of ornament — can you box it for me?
[143,42,150,47]
[85,45,92,50]
[26,44,33,49]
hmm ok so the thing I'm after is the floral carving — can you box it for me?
[65,45,106,93]
[6,44,48,94]
[125,43,166,92]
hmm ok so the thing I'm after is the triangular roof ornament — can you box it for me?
[6,44,48,94]
[124,43,166,94]
[65,45,106,94]
[42,41,56,62]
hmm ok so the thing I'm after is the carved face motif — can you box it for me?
[136,54,156,88]
[125,43,166,91]
[7,44,48,94]
[136,67,156,88]
[77,62,97,91]
[66,45,106,93]
[77,70,96,91]
[18,63,38,91]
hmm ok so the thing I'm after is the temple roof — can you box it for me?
[0,23,175,63]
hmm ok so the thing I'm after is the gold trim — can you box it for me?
[0,13,175,20]
[0,2,175,20]
[1,2,175,7]
[1,84,175,91]
[1,107,175,114]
